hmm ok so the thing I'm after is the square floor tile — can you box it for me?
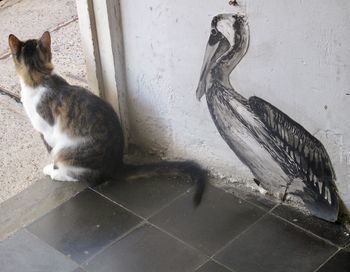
[95,172,193,218]
[27,189,141,264]
[150,185,265,255]
[317,250,350,272]
[273,204,350,247]
[214,215,337,272]
[196,260,233,272]
[0,229,78,272]
[84,224,206,272]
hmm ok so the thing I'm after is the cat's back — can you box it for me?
[43,75,123,139]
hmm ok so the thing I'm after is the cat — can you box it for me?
[8,31,206,205]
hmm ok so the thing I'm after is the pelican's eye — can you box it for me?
[211,29,218,36]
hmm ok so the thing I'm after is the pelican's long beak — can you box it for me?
[196,40,220,101]
[196,14,247,101]
[196,14,233,101]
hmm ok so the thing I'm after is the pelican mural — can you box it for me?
[196,13,339,222]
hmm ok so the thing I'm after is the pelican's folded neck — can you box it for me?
[211,23,249,88]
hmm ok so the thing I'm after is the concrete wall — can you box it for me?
[119,0,350,209]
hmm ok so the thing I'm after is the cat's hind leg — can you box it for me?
[43,163,80,182]
[43,163,55,176]
[51,145,106,184]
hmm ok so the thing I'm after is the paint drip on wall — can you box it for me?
[196,12,340,222]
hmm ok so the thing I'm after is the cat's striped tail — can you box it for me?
[120,160,207,206]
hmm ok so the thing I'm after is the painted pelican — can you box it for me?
[196,13,339,222]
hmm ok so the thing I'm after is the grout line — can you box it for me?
[82,220,146,266]
[89,183,193,221]
[86,220,146,264]
[194,258,236,272]
[209,212,270,259]
[270,212,340,249]
[214,184,282,214]
[313,248,340,272]
[269,203,282,212]
[209,259,237,272]
[240,194,281,213]
[193,260,210,271]
[264,202,285,216]
[224,186,282,216]
[209,203,338,266]
[145,188,191,220]
[346,241,350,249]
[88,187,147,220]
[267,203,350,249]
[147,220,210,258]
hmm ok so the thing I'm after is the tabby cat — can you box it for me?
[8,31,206,204]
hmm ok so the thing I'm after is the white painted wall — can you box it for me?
[119,0,350,209]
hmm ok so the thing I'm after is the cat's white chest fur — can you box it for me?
[20,82,52,136]
[20,81,78,154]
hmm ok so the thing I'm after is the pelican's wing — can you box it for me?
[249,96,339,221]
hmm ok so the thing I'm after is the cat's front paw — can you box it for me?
[43,163,54,176]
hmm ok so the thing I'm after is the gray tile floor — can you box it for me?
[0,171,349,272]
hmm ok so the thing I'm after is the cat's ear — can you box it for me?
[8,34,22,55]
[39,31,51,51]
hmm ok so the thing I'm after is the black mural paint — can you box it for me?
[196,13,339,222]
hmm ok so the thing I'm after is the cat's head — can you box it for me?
[8,31,54,87]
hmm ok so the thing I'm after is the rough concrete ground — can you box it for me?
[0,94,49,202]
[0,0,87,203]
